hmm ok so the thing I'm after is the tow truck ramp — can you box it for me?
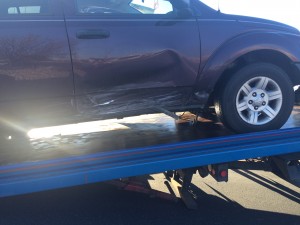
[1,127,299,207]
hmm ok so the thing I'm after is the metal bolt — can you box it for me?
[248,100,253,104]
[262,101,266,106]
[252,92,257,97]
[261,93,265,97]
[254,106,259,110]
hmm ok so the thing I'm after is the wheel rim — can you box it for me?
[235,76,283,125]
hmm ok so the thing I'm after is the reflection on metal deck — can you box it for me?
[0,107,300,206]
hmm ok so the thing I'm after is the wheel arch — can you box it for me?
[196,32,300,106]
[213,50,300,99]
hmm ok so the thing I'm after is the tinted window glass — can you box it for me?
[0,0,50,15]
[76,0,174,15]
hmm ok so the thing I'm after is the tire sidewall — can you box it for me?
[219,63,294,133]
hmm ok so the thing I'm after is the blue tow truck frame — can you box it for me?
[1,127,300,198]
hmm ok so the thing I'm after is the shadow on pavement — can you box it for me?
[0,181,299,225]
[234,170,300,204]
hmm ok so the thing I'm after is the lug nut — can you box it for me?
[248,100,253,104]
[262,101,266,106]
[254,106,259,110]
[252,92,257,97]
[261,93,265,97]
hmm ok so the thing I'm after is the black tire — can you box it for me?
[215,63,294,133]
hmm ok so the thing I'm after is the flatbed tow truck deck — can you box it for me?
[0,107,300,205]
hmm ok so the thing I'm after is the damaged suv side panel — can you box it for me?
[0,0,299,134]
[63,0,201,119]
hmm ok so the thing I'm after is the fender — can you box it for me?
[195,31,300,96]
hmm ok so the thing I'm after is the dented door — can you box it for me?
[64,0,200,117]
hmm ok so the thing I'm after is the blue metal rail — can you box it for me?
[1,128,300,198]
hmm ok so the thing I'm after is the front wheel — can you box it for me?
[215,63,294,133]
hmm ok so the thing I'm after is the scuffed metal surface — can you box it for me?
[76,88,192,118]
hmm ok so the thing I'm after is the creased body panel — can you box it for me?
[65,17,201,116]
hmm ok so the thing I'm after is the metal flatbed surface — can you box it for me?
[1,107,300,197]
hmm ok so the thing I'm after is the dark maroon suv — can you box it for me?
[0,0,300,133]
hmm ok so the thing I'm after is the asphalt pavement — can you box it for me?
[0,168,299,225]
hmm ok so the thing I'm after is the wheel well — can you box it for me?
[209,50,300,106]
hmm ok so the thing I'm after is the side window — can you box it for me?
[130,0,173,14]
[76,0,174,15]
[0,0,50,15]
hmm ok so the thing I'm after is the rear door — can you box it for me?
[0,0,74,128]
[64,0,200,118]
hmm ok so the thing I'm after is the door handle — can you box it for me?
[76,29,110,39]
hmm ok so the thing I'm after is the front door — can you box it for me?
[64,0,200,118]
